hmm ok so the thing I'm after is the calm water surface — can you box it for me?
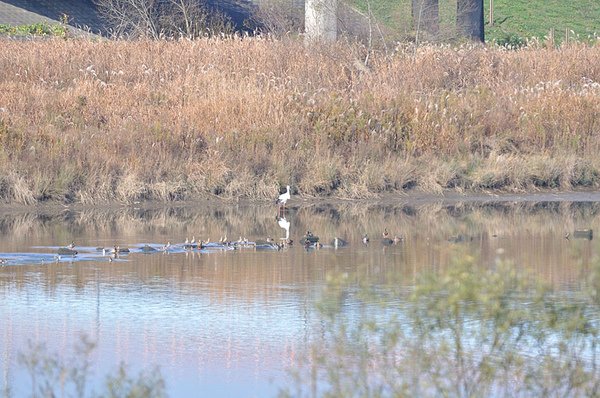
[1,201,599,397]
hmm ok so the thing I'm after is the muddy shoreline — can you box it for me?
[1,189,600,215]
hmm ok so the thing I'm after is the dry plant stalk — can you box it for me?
[0,38,599,204]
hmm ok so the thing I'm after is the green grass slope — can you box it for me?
[487,0,600,43]
[350,0,600,43]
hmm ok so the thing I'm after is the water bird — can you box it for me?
[0,259,6,266]
[573,229,593,240]
[140,244,158,253]
[302,231,319,246]
[276,185,291,213]
[67,241,76,250]
[183,236,197,249]
[382,229,394,245]
[332,237,347,248]
[393,235,403,244]
[162,242,172,251]
[234,237,254,248]
[362,234,369,245]
[112,245,130,254]
[57,247,78,256]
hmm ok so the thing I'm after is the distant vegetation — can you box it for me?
[0,22,68,37]
[0,38,599,204]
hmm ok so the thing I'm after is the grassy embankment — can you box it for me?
[0,22,68,37]
[0,38,600,204]
[349,0,600,44]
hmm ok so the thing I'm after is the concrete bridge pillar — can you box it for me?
[457,0,484,42]
[304,0,337,42]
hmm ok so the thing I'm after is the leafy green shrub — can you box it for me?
[285,253,600,397]
[495,33,526,48]
[14,335,166,398]
[0,22,68,37]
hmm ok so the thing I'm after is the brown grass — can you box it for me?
[0,37,599,204]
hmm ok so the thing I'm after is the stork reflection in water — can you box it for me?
[277,216,292,246]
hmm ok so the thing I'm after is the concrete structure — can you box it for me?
[304,0,337,42]
[457,0,484,42]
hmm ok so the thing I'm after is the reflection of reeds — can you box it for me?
[0,202,598,292]
[1,39,600,203]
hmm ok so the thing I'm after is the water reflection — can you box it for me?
[0,201,599,396]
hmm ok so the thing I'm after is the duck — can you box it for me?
[183,237,197,249]
[111,245,130,254]
[382,237,394,246]
[57,247,78,256]
[362,234,369,245]
[382,229,394,245]
[331,237,348,248]
[302,231,320,246]
[140,244,158,253]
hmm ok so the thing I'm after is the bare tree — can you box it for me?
[412,0,438,43]
[94,0,160,38]
[95,0,233,38]
[457,0,484,42]
[249,0,304,35]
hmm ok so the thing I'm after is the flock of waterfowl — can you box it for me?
[0,227,406,267]
[1,226,593,268]
[3,186,592,268]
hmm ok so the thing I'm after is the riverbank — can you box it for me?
[1,38,599,205]
[1,190,599,217]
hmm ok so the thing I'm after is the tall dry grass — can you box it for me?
[0,37,599,204]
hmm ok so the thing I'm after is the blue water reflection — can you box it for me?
[1,201,599,396]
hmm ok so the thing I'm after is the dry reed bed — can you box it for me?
[0,38,599,204]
